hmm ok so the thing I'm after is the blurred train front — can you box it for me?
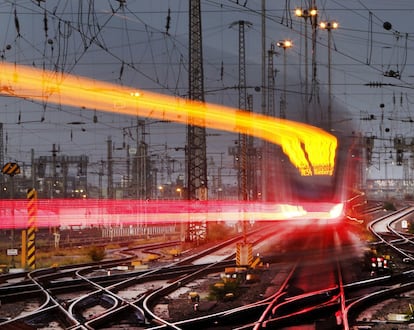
[261,106,364,223]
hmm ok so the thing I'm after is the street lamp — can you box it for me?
[295,7,317,18]
[276,40,292,119]
[295,7,317,120]
[158,185,163,199]
[319,21,338,30]
[319,21,338,130]
[176,187,182,199]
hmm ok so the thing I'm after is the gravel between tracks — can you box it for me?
[163,262,284,322]
[355,293,414,329]
[164,263,414,329]
[0,299,41,321]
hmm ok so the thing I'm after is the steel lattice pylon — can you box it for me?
[187,0,207,242]
[234,20,251,202]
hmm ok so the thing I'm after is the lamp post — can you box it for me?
[130,91,143,199]
[319,21,338,130]
[176,187,183,199]
[295,8,317,121]
[276,40,292,119]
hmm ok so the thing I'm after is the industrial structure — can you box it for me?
[186,0,208,241]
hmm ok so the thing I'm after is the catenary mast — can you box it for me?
[187,0,208,241]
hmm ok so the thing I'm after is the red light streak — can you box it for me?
[0,62,337,176]
[0,199,343,229]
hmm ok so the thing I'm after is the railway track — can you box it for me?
[343,205,414,329]
[3,208,414,329]
[146,221,366,329]
[0,224,278,329]
[146,210,414,330]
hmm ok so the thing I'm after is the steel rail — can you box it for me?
[142,225,287,329]
[341,207,414,328]
[0,225,277,328]
[70,227,270,328]
[0,267,85,329]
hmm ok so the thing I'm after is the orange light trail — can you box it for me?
[0,62,337,175]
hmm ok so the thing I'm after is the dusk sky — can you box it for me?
[0,0,413,183]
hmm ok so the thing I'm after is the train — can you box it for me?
[261,102,366,222]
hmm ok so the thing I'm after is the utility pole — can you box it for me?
[320,20,338,130]
[260,0,267,201]
[309,0,319,105]
[187,0,208,241]
[247,94,257,201]
[276,40,292,119]
[107,137,113,199]
[134,120,148,199]
[295,7,317,121]
[267,43,279,118]
[232,20,251,244]
[265,43,283,201]
[230,20,251,203]
[261,0,266,116]
[51,144,58,198]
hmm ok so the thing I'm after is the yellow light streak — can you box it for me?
[0,62,337,175]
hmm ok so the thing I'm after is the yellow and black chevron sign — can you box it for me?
[1,162,20,176]
[236,242,253,266]
[27,188,37,270]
